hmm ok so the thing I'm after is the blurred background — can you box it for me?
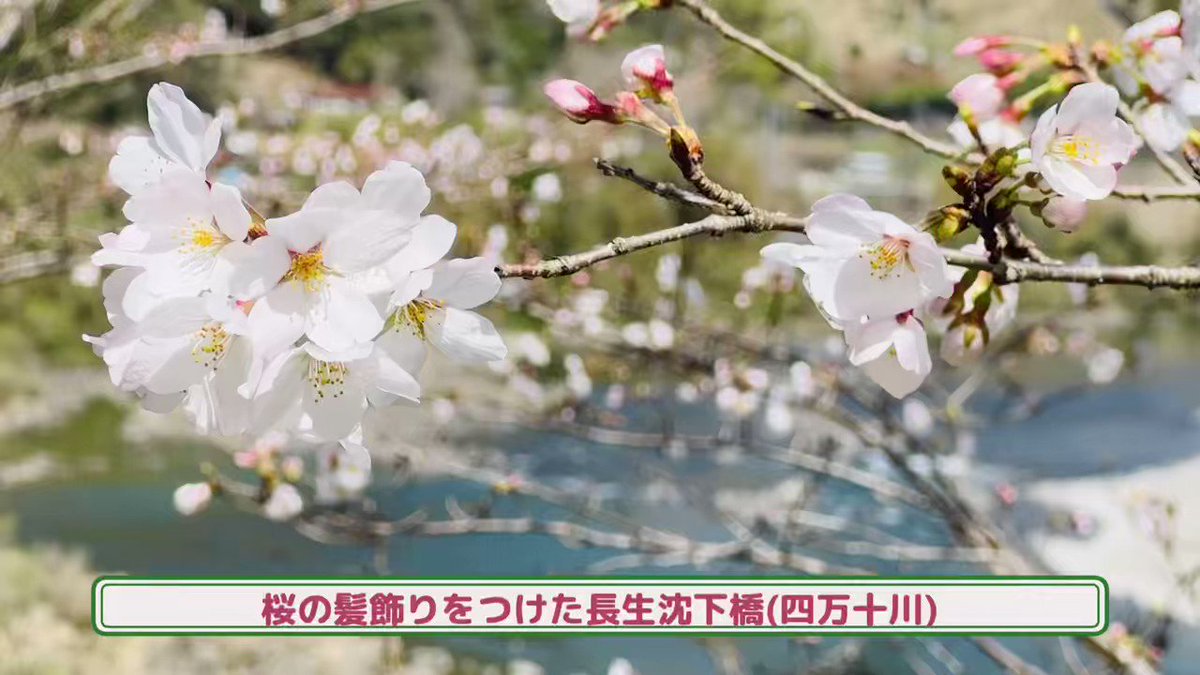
[2,0,1200,673]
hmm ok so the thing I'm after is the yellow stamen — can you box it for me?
[192,324,231,369]
[859,236,912,280]
[178,219,225,255]
[306,360,349,401]
[391,298,445,340]
[284,249,329,292]
[1052,134,1102,165]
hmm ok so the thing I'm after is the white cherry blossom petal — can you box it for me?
[247,283,307,358]
[386,215,457,277]
[375,329,429,377]
[427,307,508,362]
[303,180,361,210]
[424,257,501,309]
[218,236,290,300]
[322,209,416,274]
[265,208,338,253]
[304,277,385,352]
[147,82,220,173]
[360,161,431,219]
[108,136,172,195]
[210,181,251,242]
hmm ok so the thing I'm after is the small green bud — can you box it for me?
[927,206,970,242]
[942,165,973,196]
[994,153,1016,177]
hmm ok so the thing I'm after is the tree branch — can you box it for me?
[0,0,427,110]
[497,190,1200,289]
[673,0,1200,202]
[672,0,961,158]
[496,212,807,279]
[594,158,727,211]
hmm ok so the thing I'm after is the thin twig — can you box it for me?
[673,0,1200,202]
[496,212,806,279]
[671,0,962,158]
[498,208,1200,289]
[594,158,726,211]
[0,0,427,110]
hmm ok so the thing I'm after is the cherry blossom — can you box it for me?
[135,295,257,432]
[843,312,933,399]
[949,73,1006,120]
[1138,78,1200,151]
[314,434,373,504]
[1141,36,1190,95]
[621,44,674,100]
[1086,346,1126,384]
[252,340,421,442]
[381,256,508,375]
[262,483,304,521]
[104,167,251,318]
[901,399,935,438]
[109,83,221,195]
[546,0,600,36]
[243,161,429,353]
[1030,83,1139,201]
[173,482,213,516]
[1110,12,1186,98]
[760,194,953,323]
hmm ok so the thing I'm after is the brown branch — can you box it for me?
[496,212,807,279]
[674,0,1200,202]
[0,0,426,110]
[1000,219,1058,265]
[498,205,1200,289]
[594,158,727,211]
[946,247,1200,288]
[672,0,961,159]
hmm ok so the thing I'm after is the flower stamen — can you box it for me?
[285,249,330,292]
[178,218,225,255]
[192,324,231,369]
[1051,134,1102,165]
[860,236,912,279]
[391,298,445,340]
[306,359,349,401]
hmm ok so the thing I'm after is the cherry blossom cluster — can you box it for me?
[547,0,671,41]
[761,196,952,398]
[1108,3,1200,152]
[542,22,1153,398]
[87,84,508,515]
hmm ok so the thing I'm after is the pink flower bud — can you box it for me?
[977,48,1022,75]
[1041,196,1088,233]
[948,73,1005,120]
[954,35,1010,57]
[543,79,618,124]
[621,44,674,98]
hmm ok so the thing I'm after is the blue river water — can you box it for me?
[4,366,1200,673]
